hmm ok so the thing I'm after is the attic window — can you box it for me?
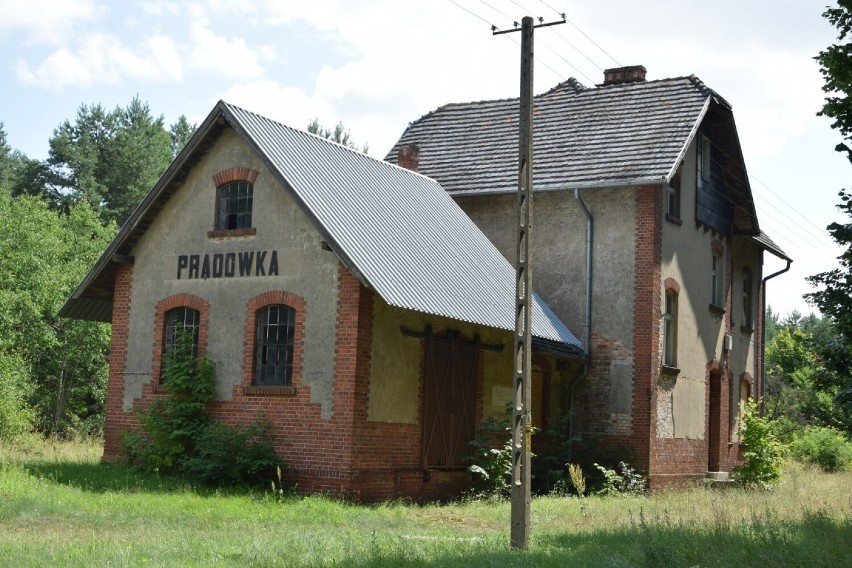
[216,181,253,230]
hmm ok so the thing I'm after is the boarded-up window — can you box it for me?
[422,330,478,469]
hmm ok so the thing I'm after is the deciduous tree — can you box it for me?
[0,193,114,436]
[807,1,852,434]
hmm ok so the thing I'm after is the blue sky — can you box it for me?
[0,0,847,317]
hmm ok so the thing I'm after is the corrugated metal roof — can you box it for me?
[61,101,581,350]
[385,76,725,194]
[223,102,579,347]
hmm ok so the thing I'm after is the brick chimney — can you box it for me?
[397,144,420,172]
[602,65,647,86]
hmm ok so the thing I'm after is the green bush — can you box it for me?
[182,418,281,485]
[0,353,34,441]
[466,416,512,498]
[592,461,646,495]
[533,410,580,494]
[734,399,784,488]
[123,331,282,486]
[790,427,852,472]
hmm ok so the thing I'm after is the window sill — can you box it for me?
[665,213,683,226]
[243,385,296,396]
[661,365,680,376]
[740,325,754,335]
[708,304,726,318]
[207,227,256,240]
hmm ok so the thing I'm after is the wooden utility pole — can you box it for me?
[512,15,534,550]
[493,13,565,551]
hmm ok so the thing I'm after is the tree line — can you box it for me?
[0,99,193,439]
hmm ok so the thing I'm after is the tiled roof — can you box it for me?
[750,231,791,262]
[386,76,724,194]
[61,102,582,351]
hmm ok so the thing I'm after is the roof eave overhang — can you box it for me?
[531,337,588,361]
[448,178,668,198]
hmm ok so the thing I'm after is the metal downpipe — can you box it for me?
[568,188,593,459]
[760,259,791,412]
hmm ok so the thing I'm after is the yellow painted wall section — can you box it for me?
[368,298,521,425]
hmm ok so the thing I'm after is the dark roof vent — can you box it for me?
[603,65,647,86]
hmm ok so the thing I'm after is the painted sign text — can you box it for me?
[176,250,279,280]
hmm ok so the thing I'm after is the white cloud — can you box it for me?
[220,80,337,131]
[139,1,182,17]
[0,0,102,44]
[148,35,183,81]
[15,48,95,89]
[13,8,271,89]
[16,32,188,89]
[186,21,266,79]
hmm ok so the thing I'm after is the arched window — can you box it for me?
[254,304,296,386]
[664,291,678,367]
[710,240,725,310]
[162,307,200,383]
[663,278,680,369]
[216,180,253,230]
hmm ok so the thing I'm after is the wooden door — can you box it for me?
[422,330,478,469]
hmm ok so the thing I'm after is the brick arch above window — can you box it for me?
[213,167,259,187]
[209,167,259,238]
[664,277,681,295]
[739,372,753,392]
[711,239,724,256]
[151,293,210,387]
[243,290,306,396]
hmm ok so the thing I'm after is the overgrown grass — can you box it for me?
[1,439,851,566]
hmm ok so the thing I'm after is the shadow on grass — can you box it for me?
[21,460,264,496]
[340,511,851,568]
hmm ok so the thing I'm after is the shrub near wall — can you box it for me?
[734,400,784,488]
[123,332,281,486]
[791,427,852,472]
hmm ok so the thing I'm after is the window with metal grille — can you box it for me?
[216,181,253,230]
[711,252,722,308]
[663,291,677,368]
[162,307,200,380]
[254,304,295,386]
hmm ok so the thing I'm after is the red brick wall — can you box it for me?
[103,264,135,461]
[105,261,484,501]
[633,184,662,473]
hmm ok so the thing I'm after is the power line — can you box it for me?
[751,174,838,239]
[448,0,497,27]
[535,37,597,84]
[479,0,596,84]
[510,0,605,72]
[701,136,838,253]
[538,0,621,66]
[695,138,839,273]
[451,0,569,83]
[478,0,514,23]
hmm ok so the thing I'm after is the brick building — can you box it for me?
[385,66,791,487]
[63,66,790,498]
[60,102,584,501]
